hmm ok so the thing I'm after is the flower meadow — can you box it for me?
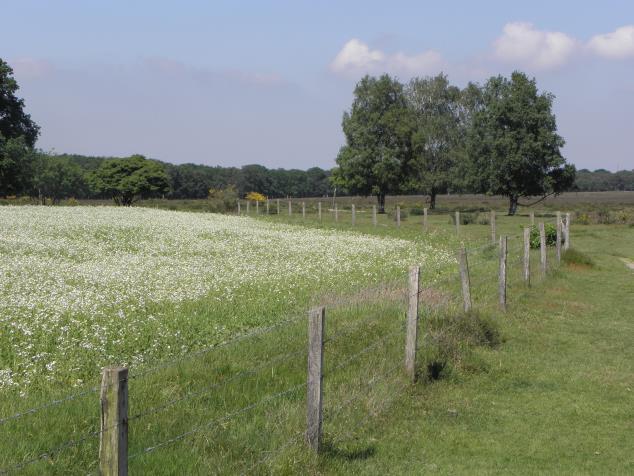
[0,206,454,392]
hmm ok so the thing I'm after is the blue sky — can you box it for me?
[2,0,633,170]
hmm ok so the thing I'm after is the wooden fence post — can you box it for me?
[530,211,535,226]
[288,200,292,216]
[306,307,325,452]
[455,211,460,235]
[555,212,561,264]
[351,204,356,226]
[490,210,496,244]
[237,200,241,215]
[396,206,401,228]
[302,202,306,219]
[499,236,507,310]
[256,201,259,215]
[564,213,571,251]
[246,201,250,214]
[405,265,420,382]
[318,202,322,221]
[423,207,428,231]
[334,203,338,222]
[100,367,128,476]
[276,199,280,215]
[539,222,547,275]
[458,246,472,312]
[266,199,269,215]
[523,227,531,286]
[372,205,377,226]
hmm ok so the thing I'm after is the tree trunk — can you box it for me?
[377,193,386,214]
[429,190,437,210]
[508,195,518,216]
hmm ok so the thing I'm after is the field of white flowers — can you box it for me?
[0,206,454,392]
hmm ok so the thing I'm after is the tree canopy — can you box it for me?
[0,59,39,147]
[405,74,466,209]
[466,71,575,214]
[332,74,414,212]
[89,155,170,206]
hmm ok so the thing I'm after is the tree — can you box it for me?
[33,154,87,203]
[0,58,40,196]
[467,72,575,215]
[0,135,36,196]
[0,59,39,148]
[405,74,464,209]
[89,155,170,206]
[332,75,413,213]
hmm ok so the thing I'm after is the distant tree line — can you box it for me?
[574,169,634,192]
[0,57,629,211]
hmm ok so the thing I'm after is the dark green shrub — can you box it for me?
[409,206,425,216]
[449,212,479,225]
[388,207,408,221]
[529,223,559,249]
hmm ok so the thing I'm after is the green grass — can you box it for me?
[2,204,633,474]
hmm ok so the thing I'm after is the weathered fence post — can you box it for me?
[455,211,460,235]
[490,210,496,244]
[334,203,338,222]
[405,265,420,382]
[276,199,280,215]
[555,212,561,264]
[458,246,472,312]
[288,200,292,216]
[100,367,128,476]
[372,205,377,226]
[523,227,531,286]
[530,211,535,226]
[564,212,571,251]
[266,199,269,215]
[318,202,322,221]
[256,200,259,215]
[237,200,241,215]
[351,204,356,226]
[302,202,306,219]
[246,201,250,214]
[306,307,325,452]
[396,206,401,228]
[423,207,428,231]
[539,222,547,275]
[499,235,507,310]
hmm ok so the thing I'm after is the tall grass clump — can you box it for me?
[562,248,595,268]
[419,311,501,382]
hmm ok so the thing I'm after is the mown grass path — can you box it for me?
[320,226,633,474]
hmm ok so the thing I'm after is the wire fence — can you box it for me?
[0,212,570,474]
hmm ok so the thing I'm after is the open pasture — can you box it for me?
[0,206,452,392]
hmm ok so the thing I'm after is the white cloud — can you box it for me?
[587,25,634,59]
[330,38,444,76]
[493,22,578,70]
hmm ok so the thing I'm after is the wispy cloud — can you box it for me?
[587,25,634,59]
[330,39,444,77]
[142,56,286,87]
[8,58,55,79]
[493,22,578,70]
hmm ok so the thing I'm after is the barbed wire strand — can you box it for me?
[127,383,306,461]
[0,385,99,426]
[128,347,306,423]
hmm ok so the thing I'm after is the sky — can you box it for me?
[2,0,633,171]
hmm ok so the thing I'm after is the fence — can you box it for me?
[236,199,571,242]
[0,215,571,475]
